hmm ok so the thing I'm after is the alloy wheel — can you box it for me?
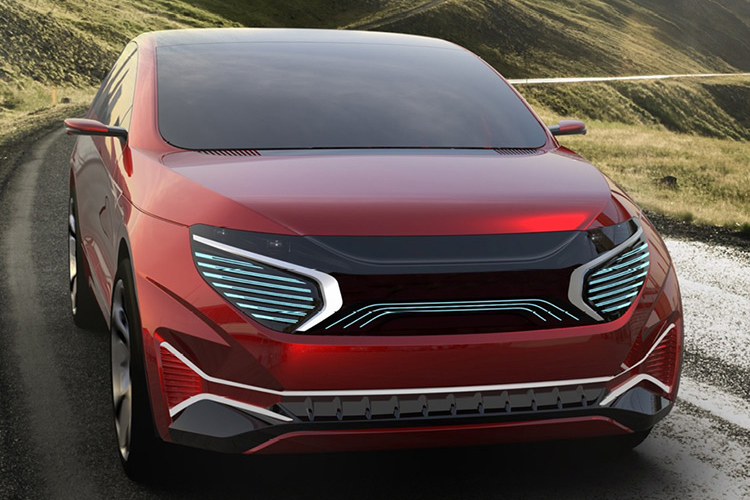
[111,280,133,461]
[68,196,78,314]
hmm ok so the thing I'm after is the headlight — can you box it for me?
[569,219,650,322]
[190,225,342,333]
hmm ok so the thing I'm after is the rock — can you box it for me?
[654,175,678,189]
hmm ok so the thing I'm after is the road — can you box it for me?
[0,130,749,499]
[507,72,750,85]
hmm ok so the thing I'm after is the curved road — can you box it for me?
[0,130,749,499]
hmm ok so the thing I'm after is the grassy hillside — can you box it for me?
[520,78,750,141]
[380,0,750,78]
[1,0,748,230]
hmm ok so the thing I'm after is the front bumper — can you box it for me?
[168,385,672,454]
[127,215,682,455]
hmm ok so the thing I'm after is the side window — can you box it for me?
[90,42,138,130]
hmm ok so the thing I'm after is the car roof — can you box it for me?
[136,27,461,51]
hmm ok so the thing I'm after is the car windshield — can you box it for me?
[156,41,548,150]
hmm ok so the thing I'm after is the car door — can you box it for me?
[74,43,138,315]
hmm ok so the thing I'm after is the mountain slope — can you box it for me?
[381,0,750,78]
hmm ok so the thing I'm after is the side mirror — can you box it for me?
[64,118,128,142]
[548,119,587,136]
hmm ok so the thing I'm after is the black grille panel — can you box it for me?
[325,298,579,331]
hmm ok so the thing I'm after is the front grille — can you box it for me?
[325,298,579,330]
[583,234,650,321]
[278,385,604,422]
[191,236,324,332]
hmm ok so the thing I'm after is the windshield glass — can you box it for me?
[157,42,548,150]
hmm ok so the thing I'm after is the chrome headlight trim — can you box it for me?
[192,234,343,332]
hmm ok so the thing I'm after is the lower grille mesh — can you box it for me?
[279,385,604,422]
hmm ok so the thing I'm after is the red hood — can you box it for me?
[154,150,611,236]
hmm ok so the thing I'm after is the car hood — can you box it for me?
[159,150,612,236]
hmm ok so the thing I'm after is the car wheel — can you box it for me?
[111,258,162,480]
[68,187,103,330]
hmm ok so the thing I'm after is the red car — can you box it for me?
[65,28,683,479]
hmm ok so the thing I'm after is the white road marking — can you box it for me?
[678,377,750,431]
[509,72,750,85]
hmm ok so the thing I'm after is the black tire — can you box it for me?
[68,186,104,330]
[110,258,163,480]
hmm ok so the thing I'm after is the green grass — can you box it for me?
[384,0,750,78]
[543,117,750,229]
[520,77,750,141]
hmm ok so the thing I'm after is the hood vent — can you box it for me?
[493,148,541,156]
[199,149,261,157]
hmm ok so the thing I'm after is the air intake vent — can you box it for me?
[493,148,540,156]
[279,384,604,422]
[159,344,202,409]
[571,221,649,322]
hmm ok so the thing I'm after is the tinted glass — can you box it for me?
[157,42,547,150]
[91,42,138,129]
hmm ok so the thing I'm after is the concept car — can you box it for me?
[65,29,683,478]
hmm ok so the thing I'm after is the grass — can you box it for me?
[543,117,750,229]
[520,77,750,141]
[385,0,750,78]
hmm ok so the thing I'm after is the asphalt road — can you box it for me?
[0,130,749,499]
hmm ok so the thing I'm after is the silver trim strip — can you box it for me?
[192,234,343,332]
[169,393,293,422]
[568,219,645,321]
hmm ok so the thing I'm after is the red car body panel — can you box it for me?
[160,150,611,236]
[68,29,684,457]
[245,417,632,455]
